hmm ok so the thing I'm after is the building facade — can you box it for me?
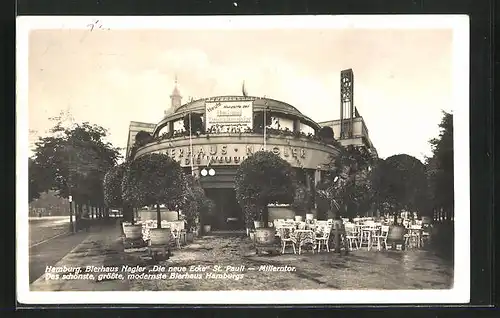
[126,70,377,229]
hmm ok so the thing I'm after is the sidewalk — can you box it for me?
[30,221,133,291]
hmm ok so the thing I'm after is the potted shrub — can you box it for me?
[235,151,295,247]
[122,153,187,246]
[103,163,143,240]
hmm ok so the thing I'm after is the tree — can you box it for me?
[29,158,42,202]
[370,154,429,220]
[317,145,376,219]
[122,153,188,229]
[426,111,454,221]
[183,113,204,134]
[182,175,214,231]
[235,151,296,228]
[103,163,134,222]
[318,126,335,140]
[32,119,121,216]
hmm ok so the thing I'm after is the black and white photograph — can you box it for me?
[17,15,469,304]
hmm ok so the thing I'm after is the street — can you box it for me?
[29,216,88,284]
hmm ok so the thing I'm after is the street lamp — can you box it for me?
[201,167,216,177]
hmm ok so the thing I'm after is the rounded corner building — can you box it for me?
[126,70,377,230]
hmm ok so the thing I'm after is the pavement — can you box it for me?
[30,220,132,291]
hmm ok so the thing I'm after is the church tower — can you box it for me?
[169,75,182,112]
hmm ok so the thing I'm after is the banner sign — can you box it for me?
[205,99,253,130]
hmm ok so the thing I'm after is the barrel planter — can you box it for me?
[388,224,406,250]
[123,224,143,240]
[186,232,194,243]
[149,228,171,246]
[254,228,277,245]
[295,216,303,222]
[203,224,211,234]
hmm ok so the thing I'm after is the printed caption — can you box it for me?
[44,264,296,282]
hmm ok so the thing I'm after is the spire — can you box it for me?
[170,75,182,111]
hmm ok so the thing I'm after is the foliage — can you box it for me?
[122,153,187,227]
[370,154,429,217]
[291,183,312,217]
[183,176,214,230]
[183,113,204,134]
[32,118,121,209]
[235,151,295,226]
[29,158,42,202]
[318,145,375,218]
[318,126,335,140]
[134,131,153,148]
[103,163,127,209]
[426,111,454,220]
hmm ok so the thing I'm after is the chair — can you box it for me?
[359,227,374,250]
[296,231,316,255]
[372,225,389,251]
[278,227,296,254]
[315,226,331,252]
[344,224,359,250]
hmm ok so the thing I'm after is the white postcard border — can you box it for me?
[16,15,470,305]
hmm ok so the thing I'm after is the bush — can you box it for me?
[235,151,295,228]
[122,153,187,228]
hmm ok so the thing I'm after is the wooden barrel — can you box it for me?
[149,228,171,245]
[388,225,406,241]
[295,216,303,222]
[123,224,142,240]
[254,228,276,245]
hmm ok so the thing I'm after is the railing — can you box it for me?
[129,128,342,160]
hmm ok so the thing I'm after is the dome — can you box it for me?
[154,95,321,135]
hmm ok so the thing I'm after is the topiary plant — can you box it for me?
[235,151,295,228]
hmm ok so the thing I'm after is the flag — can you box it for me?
[242,81,248,97]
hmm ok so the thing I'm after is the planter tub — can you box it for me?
[254,228,277,245]
[149,228,171,246]
[123,224,143,240]
[295,216,303,222]
[254,221,264,229]
[203,225,211,234]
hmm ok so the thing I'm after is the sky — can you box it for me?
[27,24,453,161]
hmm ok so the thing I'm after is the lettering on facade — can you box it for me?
[166,144,306,165]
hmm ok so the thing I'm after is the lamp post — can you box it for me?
[188,111,194,176]
[263,100,269,151]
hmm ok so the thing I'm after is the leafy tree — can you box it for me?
[370,154,429,220]
[122,153,187,229]
[134,131,153,148]
[317,145,375,219]
[318,126,335,140]
[32,119,121,216]
[29,158,42,202]
[103,163,134,223]
[182,175,214,231]
[183,113,204,134]
[426,111,454,221]
[235,151,296,228]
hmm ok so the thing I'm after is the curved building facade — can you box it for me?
[128,90,340,230]
[126,71,378,230]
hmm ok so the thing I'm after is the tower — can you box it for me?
[340,69,354,139]
[170,75,182,111]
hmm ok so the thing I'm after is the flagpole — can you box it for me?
[189,111,194,175]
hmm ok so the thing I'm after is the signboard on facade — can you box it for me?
[205,99,253,131]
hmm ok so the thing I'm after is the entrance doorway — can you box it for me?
[204,188,245,230]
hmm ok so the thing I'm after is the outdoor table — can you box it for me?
[293,229,315,254]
